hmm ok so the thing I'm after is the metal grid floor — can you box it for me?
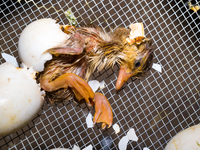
[0,0,200,150]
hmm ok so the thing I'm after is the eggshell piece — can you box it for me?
[129,23,145,39]
[112,123,120,134]
[99,80,106,89]
[152,63,162,73]
[86,112,94,128]
[50,148,71,150]
[118,136,129,150]
[165,124,200,150]
[127,128,138,141]
[0,63,43,137]
[72,145,80,150]
[82,144,93,150]
[88,80,100,92]
[18,18,69,71]
[1,53,19,67]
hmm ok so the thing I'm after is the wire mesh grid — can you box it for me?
[0,0,200,149]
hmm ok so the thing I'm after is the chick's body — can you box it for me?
[38,25,153,102]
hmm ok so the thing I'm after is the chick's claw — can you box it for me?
[93,93,113,129]
[68,74,95,106]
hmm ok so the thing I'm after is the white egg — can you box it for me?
[18,18,69,72]
[165,124,200,150]
[0,63,44,137]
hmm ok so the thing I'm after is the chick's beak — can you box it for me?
[116,66,134,91]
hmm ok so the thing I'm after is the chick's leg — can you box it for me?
[93,93,113,129]
[40,74,113,129]
[40,73,94,106]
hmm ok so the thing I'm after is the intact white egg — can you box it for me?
[0,63,44,137]
[18,18,69,72]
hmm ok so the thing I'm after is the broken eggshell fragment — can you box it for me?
[118,128,138,150]
[118,136,129,150]
[1,53,19,67]
[126,23,145,45]
[88,80,100,92]
[0,63,43,137]
[86,112,94,128]
[127,128,138,141]
[112,123,120,134]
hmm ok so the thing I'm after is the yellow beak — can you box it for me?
[116,66,134,91]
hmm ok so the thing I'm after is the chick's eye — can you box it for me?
[135,61,141,67]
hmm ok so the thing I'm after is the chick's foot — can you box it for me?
[93,93,113,129]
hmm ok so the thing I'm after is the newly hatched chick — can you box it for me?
[37,23,153,129]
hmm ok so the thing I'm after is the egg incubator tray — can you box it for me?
[0,0,200,150]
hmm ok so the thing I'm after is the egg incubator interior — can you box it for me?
[0,0,200,150]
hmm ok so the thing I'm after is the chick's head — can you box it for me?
[116,38,153,90]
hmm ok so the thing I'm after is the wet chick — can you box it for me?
[38,23,153,101]
[37,23,153,129]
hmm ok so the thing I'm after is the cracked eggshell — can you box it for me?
[0,63,43,137]
[18,18,69,72]
[165,124,200,150]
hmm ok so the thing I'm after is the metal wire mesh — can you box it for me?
[0,0,200,149]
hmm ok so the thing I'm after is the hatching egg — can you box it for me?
[18,18,69,71]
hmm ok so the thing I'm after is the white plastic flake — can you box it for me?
[152,63,162,73]
[88,80,100,92]
[112,123,120,134]
[1,53,19,67]
[118,136,129,150]
[82,144,93,150]
[127,128,138,141]
[86,112,94,128]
